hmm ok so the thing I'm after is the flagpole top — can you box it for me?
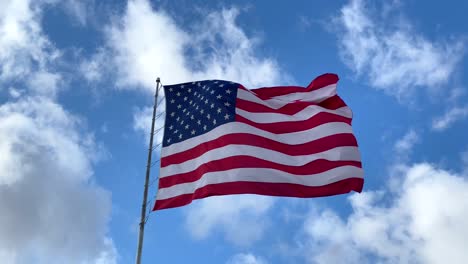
[156,77,160,83]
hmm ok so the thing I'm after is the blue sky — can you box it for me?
[1,0,468,263]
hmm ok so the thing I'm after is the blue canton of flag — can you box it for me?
[163,80,239,147]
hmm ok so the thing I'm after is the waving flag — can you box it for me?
[153,73,363,210]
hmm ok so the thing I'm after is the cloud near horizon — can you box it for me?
[0,96,116,264]
[185,195,275,246]
[301,162,468,264]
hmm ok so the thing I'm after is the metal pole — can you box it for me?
[136,77,161,264]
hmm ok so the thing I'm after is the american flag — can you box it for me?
[153,73,363,210]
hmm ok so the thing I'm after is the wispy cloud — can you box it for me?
[60,0,92,26]
[334,0,464,99]
[185,195,275,246]
[394,129,418,156]
[133,99,166,149]
[227,253,268,264]
[80,48,109,83]
[85,0,286,93]
[432,105,468,131]
[0,0,62,97]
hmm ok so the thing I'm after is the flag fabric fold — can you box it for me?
[153,73,363,210]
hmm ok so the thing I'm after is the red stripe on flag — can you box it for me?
[154,177,363,210]
[319,95,348,110]
[306,73,339,91]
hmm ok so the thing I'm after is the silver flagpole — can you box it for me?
[136,77,161,264]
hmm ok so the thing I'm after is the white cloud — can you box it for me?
[335,0,463,98]
[0,0,62,97]
[394,129,418,155]
[106,0,190,91]
[303,209,364,264]
[0,1,118,263]
[448,86,466,102]
[302,163,468,264]
[8,87,23,98]
[132,106,152,144]
[189,9,285,87]
[92,238,118,264]
[28,70,63,97]
[94,0,284,93]
[185,195,275,246]
[227,253,267,264]
[132,86,166,147]
[298,15,313,31]
[0,96,117,264]
[80,49,108,83]
[133,105,162,147]
[60,0,90,26]
[432,105,468,131]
